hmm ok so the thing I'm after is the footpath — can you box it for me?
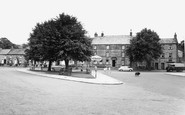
[17,68,123,85]
[166,72,185,77]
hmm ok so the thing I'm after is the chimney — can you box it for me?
[130,29,132,37]
[101,32,104,37]
[94,32,98,37]
[174,33,177,39]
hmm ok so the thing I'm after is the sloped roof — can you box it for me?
[0,49,11,55]
[92,35,132,45]
[8,49,25,55]
[159,38,177,44]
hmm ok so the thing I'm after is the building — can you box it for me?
[0,48,26,66]
[153,33,179,70]
[92,32,179,70]
[92,32,133,68]
[0,49,11,64]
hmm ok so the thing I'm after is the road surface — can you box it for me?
[0,67,185,115]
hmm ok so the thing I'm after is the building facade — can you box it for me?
[92,33,132,68]
[153,33,179,70]
[0,48,26,66]
[92,33,179,69]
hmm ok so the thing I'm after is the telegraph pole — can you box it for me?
[184,40,185,65]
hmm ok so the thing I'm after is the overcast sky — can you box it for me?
[0,0,184,44]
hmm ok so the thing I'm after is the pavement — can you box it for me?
[17,68,123,85]
[166,72,185,77]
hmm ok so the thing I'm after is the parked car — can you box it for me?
[118,66,133,71]
[51,65,65,71]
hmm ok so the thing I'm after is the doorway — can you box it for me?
[155,63,158,70]
[112,60,116,67]
[161,63,165,70]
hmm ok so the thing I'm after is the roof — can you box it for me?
[0,49,11,55]
[159,38,177,44]
[8,49,25,55]
[92,35,132,45]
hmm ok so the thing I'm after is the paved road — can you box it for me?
[0,68,185,115]
[102,70,185,100]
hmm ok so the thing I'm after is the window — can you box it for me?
[106,59,109,64]
[99,59,103,64]
[169,53,172,58]
[161,46,165,50]
[168,45,173,50]
[169,59,172,62]
[106,45,110,50]
[161,53,165,58]
[106,52,109,57]
[94,46,96,50]
[122,45,125,50]
[122,61,125,65]
[122,52,125,57]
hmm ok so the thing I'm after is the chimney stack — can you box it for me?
[130,29,132,37]
[94,32,98,37]
[101,32,104,37]
[174,33,177,39]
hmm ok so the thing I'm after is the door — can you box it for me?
[161,63,165,70]
[155,63,158,70]
[112,60,116,67]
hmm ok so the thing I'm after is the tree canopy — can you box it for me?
[0,37,18,49]
[178,40,184,57]
[25,13,93,71]
[126,28,162,70]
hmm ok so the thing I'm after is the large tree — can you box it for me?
[54,14,93,69]
[25,13,93,71]
[126,28,162,70]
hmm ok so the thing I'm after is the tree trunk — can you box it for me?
[48,60,52,71]
[74,60,78,69]
[146,61,151,71]
[65,59,69,69]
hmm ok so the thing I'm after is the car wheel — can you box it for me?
[129,69,132,71]
[52,68,55,71]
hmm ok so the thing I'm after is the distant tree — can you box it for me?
[22,43,29,48]
[178,40,184,57]
[126,28,162,70]
[0,37,19,49]
[0,37,12,49]
[25,13,93,71]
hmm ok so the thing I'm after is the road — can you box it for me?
[0,67,185,115]
[102,70,185,100]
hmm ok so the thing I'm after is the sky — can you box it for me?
[0,0,184,44]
